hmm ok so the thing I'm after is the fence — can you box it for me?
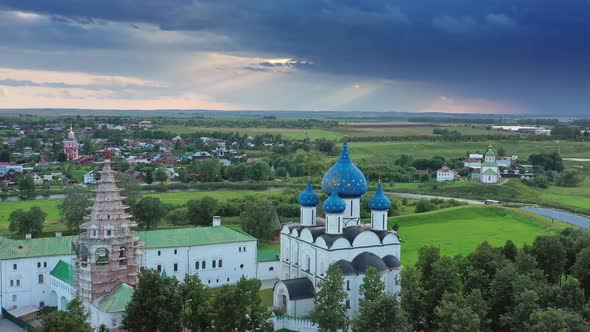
[1,307,38,332]
[271,315,318,332]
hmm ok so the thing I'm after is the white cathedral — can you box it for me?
[273,140,402,317]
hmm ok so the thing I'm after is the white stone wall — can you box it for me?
[257,261,280,280]
[0,255,71,310]
[143,240,257,286]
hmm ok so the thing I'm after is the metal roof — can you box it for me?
[0,226,255,260]
[97,283,134,313]
[49,260,73,285]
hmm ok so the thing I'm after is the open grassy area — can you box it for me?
[348,140,590,162]
[145,189,284,205]
[390,205,571,265]
[161,125,340,140]
[0,198,63,234]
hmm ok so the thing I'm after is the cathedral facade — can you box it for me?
[273,141,402,317]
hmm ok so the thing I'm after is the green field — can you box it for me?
[390,205,570,265]
[145,189,284,205]
[347,141,590,162]
[0,198,62,234]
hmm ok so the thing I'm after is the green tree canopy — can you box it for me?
[310,264,349,332]
[187,196,218,226]
[42,297,93,332]
[239,197,274,240]
[17,174,35,192]
[58,186,92,232]
[9,206,46,236]
[122,269,183,332]
[133,196,167,229]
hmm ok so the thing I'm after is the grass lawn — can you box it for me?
[390,205,571,265]
[0,198,64,234]
[347,140,590,162]
[259,288,274,308]
[145,190,284,205]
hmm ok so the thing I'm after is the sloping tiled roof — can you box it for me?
[483,168,498,175]
[0,236,74,260]
[0,226,256,260]
[139,226,256,249]
[49,260,73,285]
[97,283,134,313]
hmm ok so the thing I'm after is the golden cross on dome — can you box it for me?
[343,121,350,139]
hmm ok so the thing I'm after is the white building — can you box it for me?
[273,141,401,318]
[480,146,500,184]
[436,166,458,182]
[83,171,97,185]
[31,173,44,185]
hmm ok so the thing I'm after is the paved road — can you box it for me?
[521,206,590,229]
[0,318,23,332]
[387,192,484,205]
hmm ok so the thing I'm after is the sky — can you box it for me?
[0,1,589,115]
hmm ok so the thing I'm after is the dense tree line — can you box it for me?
[122,269,270,332]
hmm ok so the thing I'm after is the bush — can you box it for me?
[555,170,585,187]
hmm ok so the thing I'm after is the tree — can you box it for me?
[316,139,335,153]
[247,160,271,181]
[502,240,518,261]
[187,197,218,226]
[42,297,93,332]
[123,269,183,332]
[572,247,590,297]
[400,266,427,332]
[240,197,274,240]
[0,149,10,162]
[415,199,435,213]
[9,206,46,236]
[359,266,384,304]
[58,186,92,232]
[166,207,190,225]
[196,159,221,182]
[433,292,480,332]
[211,277,270,331]
[310,264,349,332]
[133,197,167,229]
[424,256,461,327]
[530,235,566,283]
[497,146,507,157]
[116,172,142,207]
[154,168,168,183]
[17,174,35,192]
[354,294,409,332]
[555,169,585,187]
[499,290,540,331]
[528,308,587,332]
[145,168,154,184]
[180,274,212,332]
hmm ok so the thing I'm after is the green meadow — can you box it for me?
[390,205,570,265]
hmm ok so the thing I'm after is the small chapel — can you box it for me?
[273,140,402,317]
[63,125,79,160]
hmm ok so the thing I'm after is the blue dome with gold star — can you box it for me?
[323,189,346,214]
[321,140,368,197]
[298,180,320,207]
[369,183,391,211]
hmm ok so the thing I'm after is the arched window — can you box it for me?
[95,248,109,265]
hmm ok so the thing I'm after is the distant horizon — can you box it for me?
[0,108,587,119]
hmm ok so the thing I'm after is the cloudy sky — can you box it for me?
[0,1,589,114]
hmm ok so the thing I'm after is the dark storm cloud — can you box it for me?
[1,0,590,113]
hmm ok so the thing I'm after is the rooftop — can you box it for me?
[97,283,134,313]
[50,260,73,285]
[0,226,256,260]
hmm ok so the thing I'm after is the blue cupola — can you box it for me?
[369,183,391,211]
[321,140,368,197]
[298,180,320,207]
[323,189,346,214]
